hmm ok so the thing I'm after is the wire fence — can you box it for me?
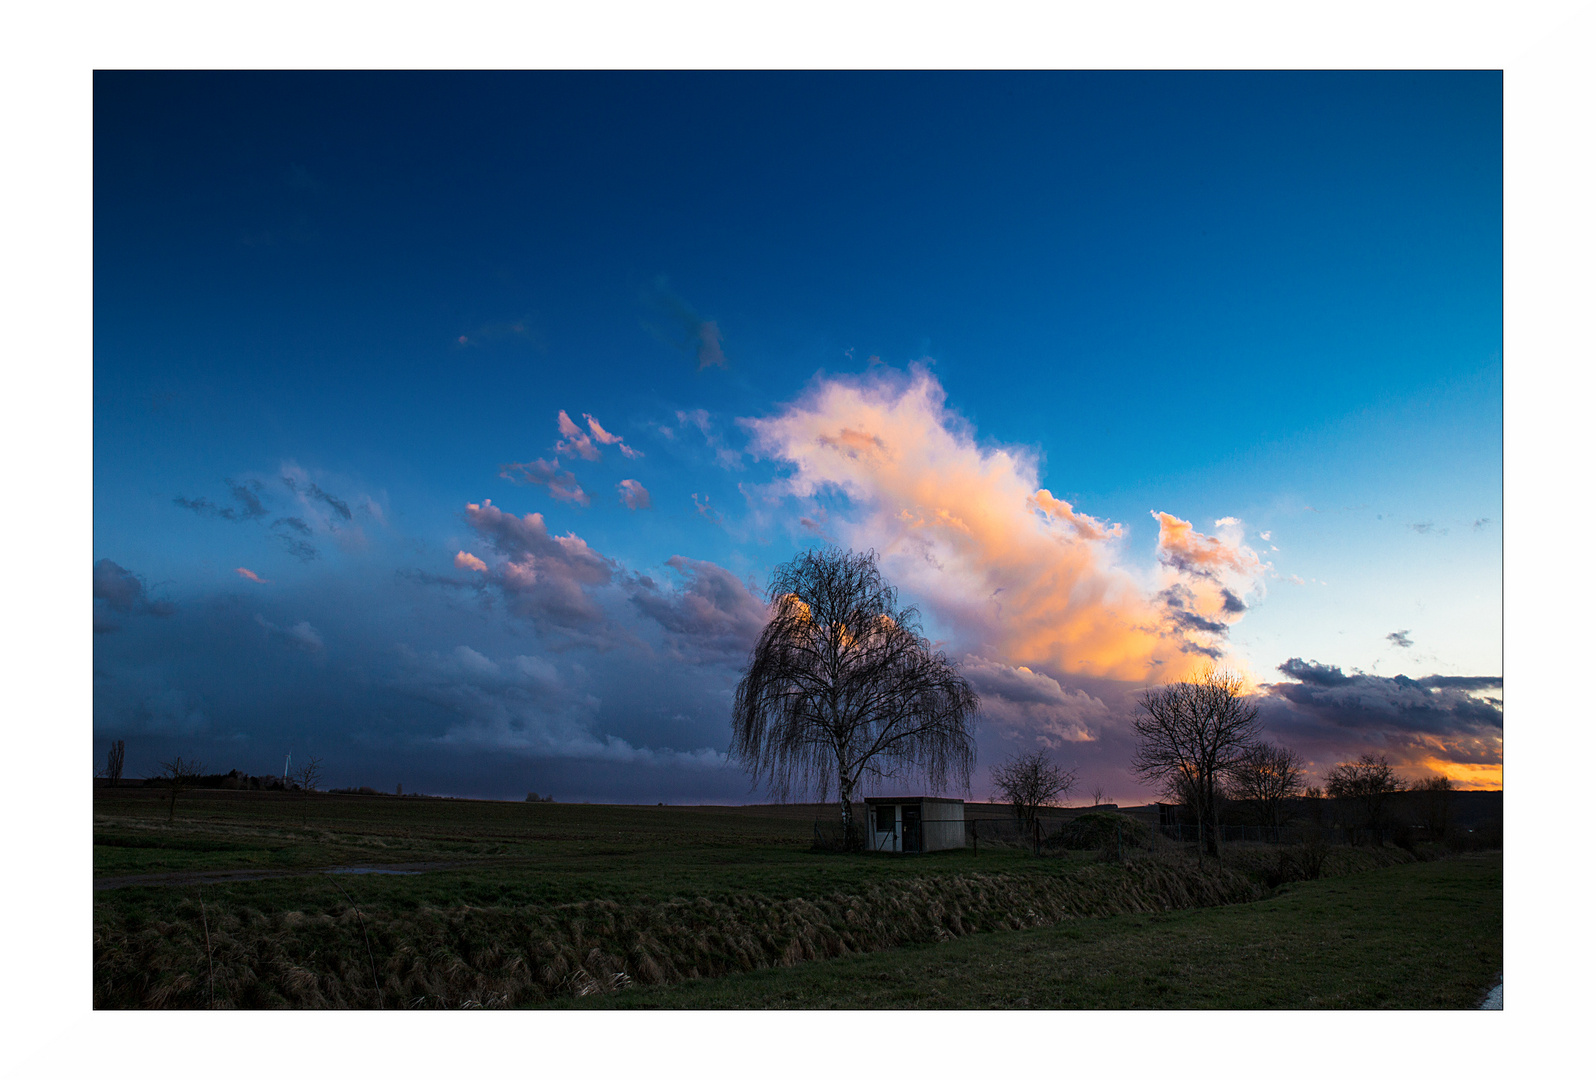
[1157,823,1410,846]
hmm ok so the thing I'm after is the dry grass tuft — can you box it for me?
[96,842,1421,1009]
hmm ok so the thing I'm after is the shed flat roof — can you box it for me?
[861,796,965,804]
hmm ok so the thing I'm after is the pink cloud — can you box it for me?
[499,457,590,506]
[555,409,601,461]
[462,499,616,635]
[617,479,652,510]
[745,366,1267,682]
[235,567,270,584]
[1153,511,1262,579]
[1028,489,1123,541]
[454,551,488,573]
[584,413,642,460]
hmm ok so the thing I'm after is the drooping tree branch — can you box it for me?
[731,547,979,847]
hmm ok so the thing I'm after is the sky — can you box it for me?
[92,71,1503,802]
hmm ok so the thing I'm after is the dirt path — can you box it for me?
[93,862,460,891]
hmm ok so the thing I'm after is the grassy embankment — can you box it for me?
[94,788,1493,1009]
[559,854,1501,1009]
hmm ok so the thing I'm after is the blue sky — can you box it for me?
[92,71,1503,800]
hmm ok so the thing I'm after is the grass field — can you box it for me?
[556,854,1502,1009]
[93,787,1498,1009]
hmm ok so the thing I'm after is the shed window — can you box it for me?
[874,805,896,833]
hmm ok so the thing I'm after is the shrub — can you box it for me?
[1291,829,1331,880]
[1045,811,1150,852]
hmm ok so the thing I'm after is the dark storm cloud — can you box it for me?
[93,560,176,625]
[1220,589,1248,614]
[1262,658,1501,739]
[92,566,741,800]
[629,557,768,664]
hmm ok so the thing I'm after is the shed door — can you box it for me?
[902,804,923,853]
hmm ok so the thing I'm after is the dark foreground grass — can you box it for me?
[94,789,1482,1009]
[557,853,1501,1009]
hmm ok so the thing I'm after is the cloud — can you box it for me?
[1153,512,1263,580]
[396,567,482,592]
[454,551,488,573]
[96,675,209,736]
[555,409,601,461]
[173,478,268,521]
[499,457,590,506]
[282,475,352,521]
[675,409,742,469]
[1408,521,1448,535]
[93,560,175,621]
[644,278,727,370]
[630,556,767,663]
[255,614,324,653]
[235,568,270,584]
[617,479,652,510]
[1257,658,1502,786]
[1028,490,1122,541]
[744,366,1267,681]
[798,513,835,541]
[391,640,727,767]
[1387,630,1414,648]
[274,529,318,562]
[585,414,642,460]
[463,499,617,634]
[691,493,721,523]
[961,656,1109,748]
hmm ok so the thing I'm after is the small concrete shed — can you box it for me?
[863,796,966,853]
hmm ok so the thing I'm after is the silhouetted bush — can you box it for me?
[1045,811,1150,852]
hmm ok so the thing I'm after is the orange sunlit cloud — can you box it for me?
[747,367,1267,682]
[454,551,488,573]
[235,567,270,583]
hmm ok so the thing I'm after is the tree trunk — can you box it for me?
[1202,781,1221,859]
[838,771,858,851]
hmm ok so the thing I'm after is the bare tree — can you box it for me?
[1227,741,1307,828]
[990,750,1076,836]
[1415,775,1455,839]
[1325,753,1406,840]
[104,739,126,785]
[731,547,979,850]
[1132,668,1260,860]
[156,756,204,822]
[294,756,323,792]
[1090,785,1105,807]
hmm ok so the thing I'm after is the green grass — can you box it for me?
[556,854,1502,1009]
[93,788,1495,1010]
